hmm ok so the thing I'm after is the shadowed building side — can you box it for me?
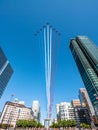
[0,47,13,98]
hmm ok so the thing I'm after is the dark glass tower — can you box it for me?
[69,36,98,117]
[0,47,13,98]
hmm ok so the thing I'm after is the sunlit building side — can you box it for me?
[0,47,13,98]
[56,102,75,120]
[0,101,33,128]
[32,100,40,121]
[71,99,81,107]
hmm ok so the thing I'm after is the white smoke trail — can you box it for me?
[49,27,52,117]
[47,26,49,113]
[49,27,52,90]
[44,27,49,113]
[35,24,59,118]
[44,25,52,118]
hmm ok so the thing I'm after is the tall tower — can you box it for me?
[0,47,13,98]
[32,100,40,121]
[69,36,98,118]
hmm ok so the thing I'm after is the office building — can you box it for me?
[0,47,13,98]
[79,88,95,117]
[32,100,40,121]
[74,106,91,126]
[70,36,98,117]
[71,99,81,107]
[68,107,76,120]
[56,102,75,120]
[0,101,33,128]
[56,104,60,120]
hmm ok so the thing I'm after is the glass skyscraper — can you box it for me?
[0,47,13,98]
[69,36,98,117]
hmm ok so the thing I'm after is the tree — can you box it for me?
[16,119,42,128]
[80,123,91,129]
[50,122,59,128]
[50,119,77,130]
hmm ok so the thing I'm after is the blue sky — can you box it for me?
[0,0,98,121]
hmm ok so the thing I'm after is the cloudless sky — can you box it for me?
[0,0,98,121]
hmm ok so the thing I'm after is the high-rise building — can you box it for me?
[32,100,40,121]
[0,101,33,128]
[74,106,91,126]
[70,36,98,118]
[56,104,60,120]
[71,99,81,107]
[56,102,75,120]
[68,107,76,120]
[79,88,95,117]
[0,47,13,98]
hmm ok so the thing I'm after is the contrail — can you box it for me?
[43,24,52,117]
[43,24,59,118]
[44,27,48,112]
[34,23,60,118]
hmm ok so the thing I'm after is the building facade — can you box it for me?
[32,100,40,121]
[74,106,91,126]
[71,99,81,107]
[68,107,76,120]
[0,47,13,98]
[0,101,33,128]
[56,104,60,120]
[56,102,75,120]
[70,36,98,118]
[79,88,95,117]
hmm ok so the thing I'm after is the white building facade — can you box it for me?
[56,102,75,120]
[0,101,33,128]
[32,100,40,121]
[68,107,75,120]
